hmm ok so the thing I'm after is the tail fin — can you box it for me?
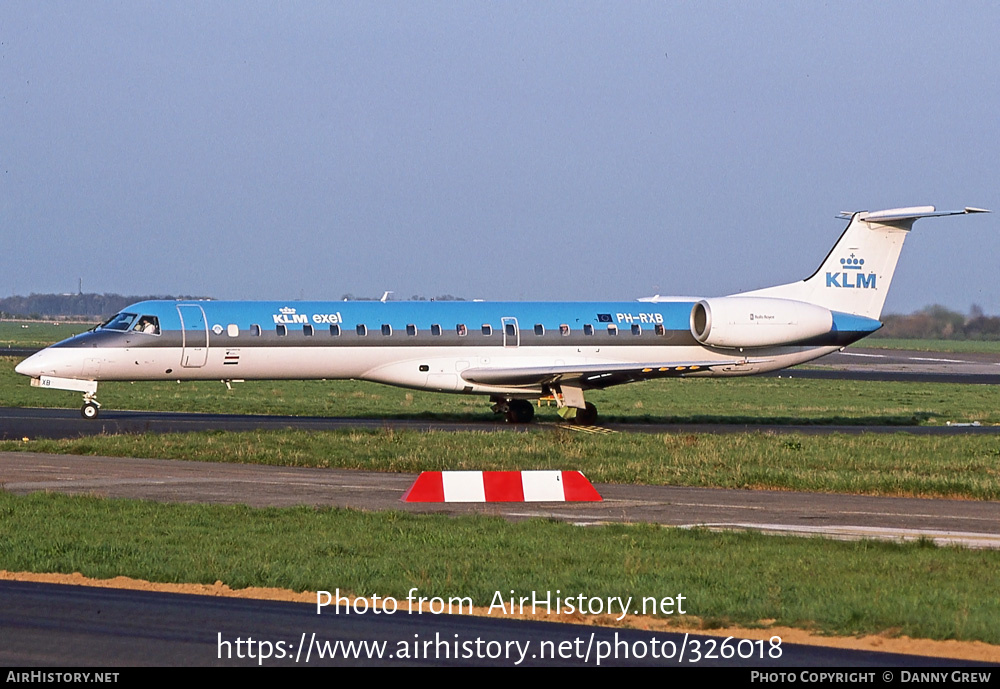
[739,206,989,319]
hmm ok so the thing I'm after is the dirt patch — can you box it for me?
[4,569,998,663]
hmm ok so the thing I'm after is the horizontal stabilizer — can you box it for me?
[836,206,991,222]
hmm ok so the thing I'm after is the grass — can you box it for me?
[5,427,1000,500]
[0,320,93,349]
[1,490,998,644]
[860,337,1000,354]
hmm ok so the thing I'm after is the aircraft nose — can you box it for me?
[14,352,42,377]
[14,348,82,378]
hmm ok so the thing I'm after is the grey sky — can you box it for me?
[3,2,997,313]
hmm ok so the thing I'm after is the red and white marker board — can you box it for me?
[401,470,602,503]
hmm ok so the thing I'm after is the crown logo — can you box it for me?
[279,306,297,315]
[840,253,865,270]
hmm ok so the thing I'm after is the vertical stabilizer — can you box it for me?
[739,206,989,319]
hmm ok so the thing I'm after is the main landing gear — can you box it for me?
[493,398,535,424]
[491,397,600,425]
[570,402,598,426]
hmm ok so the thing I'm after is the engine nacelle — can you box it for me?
[690,297,834,348]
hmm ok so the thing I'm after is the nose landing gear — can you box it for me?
[81,391,101,419]
[24,374,102,420]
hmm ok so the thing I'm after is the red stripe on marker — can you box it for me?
[401,470,601,503]
[483,471,525,502]
[400,470,445,502]
[560,470,604,502]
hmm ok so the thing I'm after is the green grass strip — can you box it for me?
[6,428,1000,500]
[1,490,997,643]
[864,337,1000,354]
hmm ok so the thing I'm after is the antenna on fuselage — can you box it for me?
[380,291,394,303]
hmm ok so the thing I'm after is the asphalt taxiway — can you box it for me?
[7,404,1000,440]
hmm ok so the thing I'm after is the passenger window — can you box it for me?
[227,324,239,337]
[276,324,287,337]
[505,323,516,338]
[381,324,392,336]
[559,324,569,336]
[584,324,594,336]
[607,325,618,336]
[631,324,641,336]
[481,324,492,336]
[655,324,665,336]
[329,324,340,336]
[250,324,261,337]
[457,324,467,336]
[303,324,314,336]
[534,324,544,336]
[431,324,442,336]
[406,324,417,336]
[356,324,367,336]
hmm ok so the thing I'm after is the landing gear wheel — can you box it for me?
[505,399,535,424]
[81,402,100,419]
[573,402,598,426]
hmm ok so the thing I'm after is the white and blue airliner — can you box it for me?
[16,206,988,423]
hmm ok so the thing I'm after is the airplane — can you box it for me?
[15,205,989,423]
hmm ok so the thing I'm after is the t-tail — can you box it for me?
[740,206,990,319]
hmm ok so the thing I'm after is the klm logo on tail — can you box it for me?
[826,254,876,289]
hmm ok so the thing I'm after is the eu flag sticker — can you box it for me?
[597,313,613,322]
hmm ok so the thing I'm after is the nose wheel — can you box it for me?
[81,392,101,419]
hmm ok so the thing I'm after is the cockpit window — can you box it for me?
[133,316,160,335]
[101,312,137,331]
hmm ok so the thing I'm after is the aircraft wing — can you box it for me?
[460,359,752,389]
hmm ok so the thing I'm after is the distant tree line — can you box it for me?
[875,304,1000,340]
[0,294,208,320]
